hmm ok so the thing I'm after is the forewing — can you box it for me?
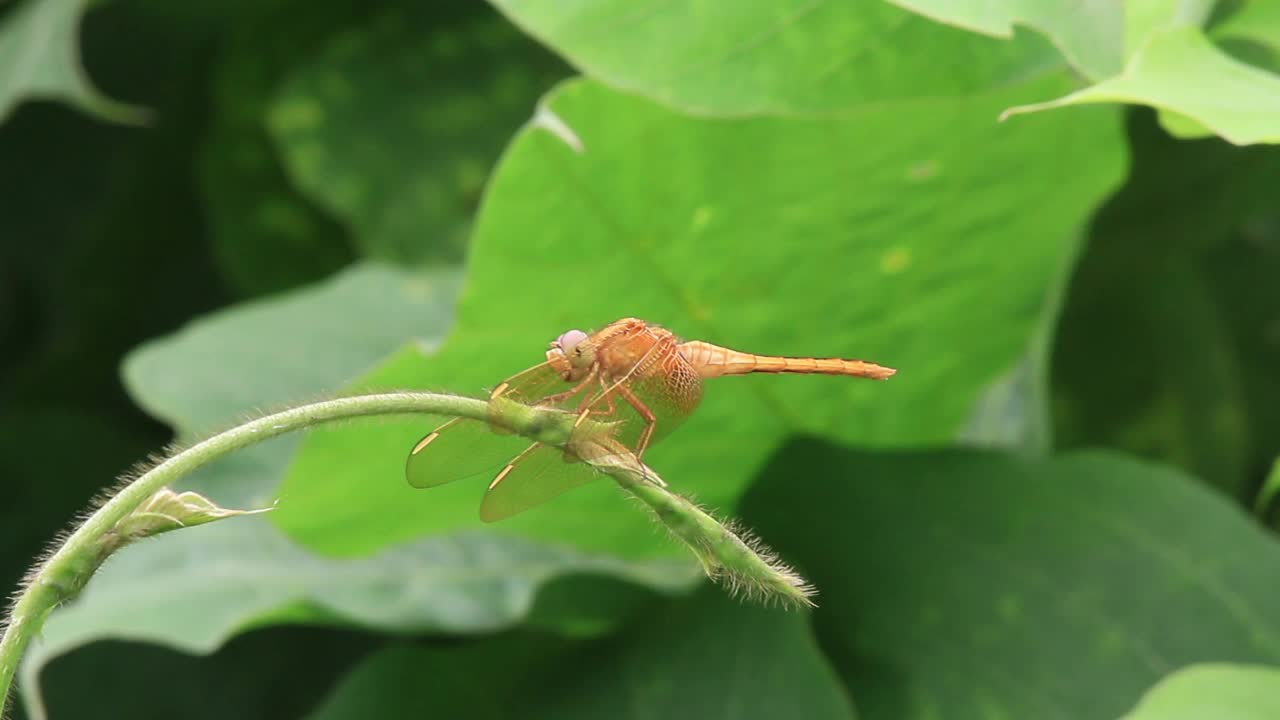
[406,360,579,489]
[493,361,576,407]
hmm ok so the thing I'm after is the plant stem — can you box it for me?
[611,466,815,608]
[0,391,812,717]
[0,392,494,717]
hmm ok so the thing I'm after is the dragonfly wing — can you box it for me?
[492,361,576,407]
[406,417,530,488]
[479,442,607,522]
[406,361,589,489]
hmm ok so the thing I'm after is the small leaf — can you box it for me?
[111,488,271,540]
[1120,664,1280,720]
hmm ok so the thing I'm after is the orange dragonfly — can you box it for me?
[406,317,895,521]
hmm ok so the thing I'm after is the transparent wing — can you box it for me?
[405,417,529,489]
[406,361,583,489]
[489,361,578,407]
[479,442,608,522]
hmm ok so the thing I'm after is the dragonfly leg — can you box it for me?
[577,376,617,416]
[534,366,598,406]
[591,334,674,403]
[615,383,657,460]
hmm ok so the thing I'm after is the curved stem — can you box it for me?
[0,391,813,717]
[0,392,496,716]
[601,459,815,608]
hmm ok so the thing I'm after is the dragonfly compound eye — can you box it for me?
[556,329,588,353]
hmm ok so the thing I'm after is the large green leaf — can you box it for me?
[1148,1,1280,139]
[32,627,378,720]
[119,262,457,511]
[1120,664,1280,720]
[741,445,1280,720]
[199,0,367,298]
[123,262,458,437]
[267,2,566,265]
[0,0,143,124]
[1004,25,1280,146]
[486,0,1062,115]
[887,0,1123,80]
[20,520,694,718]
[271,73,1125,559]
[307,589,854,720]
[1053,112,1280,499]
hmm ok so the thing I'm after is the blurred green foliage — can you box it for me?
[2,0,1279,718]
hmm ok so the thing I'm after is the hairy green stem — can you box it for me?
[0,393,494,717]
[613,469,815,607]
[0,391,811,718]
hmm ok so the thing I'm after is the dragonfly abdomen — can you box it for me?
[679,340,895,380]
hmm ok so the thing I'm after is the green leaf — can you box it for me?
[1003,26,1280,145]
[33,627,379,720]
[1212,1,1280,73]
[271,74,1125,560]
[200,0,363,298]
[1124,0,1216,52]
[109,488,272,540]
[1149,1,1280,140]
[20,519,696,716]
[1254,457,1280,521]
[487,0,1062,115]
[1156,109,1215,139]
[742,445,1280,720]
[119,261,458,514]
[1120,664,1280,720]
[267,3,566,264]
[887,0,1123,80]
[307,589,854,720]
[122,262,459,438]
[1053,112,1280,499]
[0,0,145,124]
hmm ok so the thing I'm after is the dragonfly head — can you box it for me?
[548,329,593,381]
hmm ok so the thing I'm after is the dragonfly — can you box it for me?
[406,317,895,521]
